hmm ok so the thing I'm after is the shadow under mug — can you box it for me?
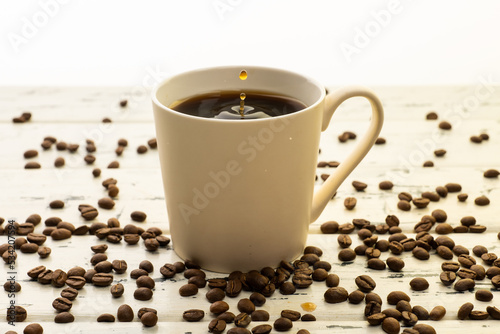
[152,66,384,273]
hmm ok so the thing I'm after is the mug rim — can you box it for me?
[151,65,326,123]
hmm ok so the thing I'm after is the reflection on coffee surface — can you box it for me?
[170,90,307,119]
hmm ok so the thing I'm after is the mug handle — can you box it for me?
[310,86,384,222]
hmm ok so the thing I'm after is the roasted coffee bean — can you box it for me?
[181,309,204,322]
[273,317,293,331]
[457,302,474,320]
[61,287,78,300]
[352,218,371,229]
[344,197,357,210]
[54,311,74,323]
[484,168,500,178]
[458,254,476,268]
[92,273,114,287]
[183,268,206,279]
[388,241,404,255]
[481,252,498,266]
[352,180,367,191]
[429,306,446,321]
[279,281,296,295]
[445,182,461,192]
[90,253,107,266]
[379,180,393,190]
[98,197,115,210]
[396,300,412,313]
[84,269,97,283]
[473,245,488,257]
[324,287,348,303]
[51,269,67,288]
[97,313,116,322]
[474,195,490,206]
[228,328,251,334]
[456,268,477,280]
[366,258,386,270]
[57,221,75,233]
[338,248,356,261]
[281,309,301,321]
[475,289,493,302]
[440,271,456,286]
[486,306,500,320]
[250,310,269,322]
[398,200,411,211]
[52,297,72,312]
[435,235,455,249]
[65,275,86,289]
[292,274,313,288]
[134,287,153,300]
[251,324,271,334]
[346,289,364,304]
[457,193,468,201]
[387,291,410,305]
[140,311,158,327]
[486,267,500,279]
[438,120,451,129]
[337,234,352,248]
[376,224,390,234]
[4,281,21,292]
[95,260,113,273]
[355,275,376,292]
[386,256,405,272]
[144,238,159,251]
[422,192,440,202]
[320,221,339,233]
[366,292,383,305]
[110,283,124,297]
[375,239,390,252]
[312,268,329,281]
[27,265,46,279]
[398,192,412,202]
[122,233,139,245]
[355,244,369,256]
[367,312,386,326]
[313,260,331,272]
[412,247,430,260]
[49,199,65,209]
[37,269,53,284]
[49,228,71,240]
[435,185,448,197]
[454,278,475,291]
[210,301,230,315]
[365,301,382,317]
[382,317,400,334]
[469,310,489,320]
[452,245,469,256]
[179,283,198,297]
[381,309,401,321]
[402,311,418,327]
[435,222,453,234]
[20,242,38,253]
[235,312,251,327]
[236,299,255,314]
[412,305,429,320]
[412,197,430,208]
[111,259,127,274]
[435,245,453,260]
[24,161,41,169]
[338,222,355,234]
[410,277,429,291]
[323,273,339,288]
[6,305,27,322]
[470,264,486,280]
[23,323,45,334]
[491,275,500,289]
[206,288,225,303]
[375,137,386,144]
[117,304,134,322]
[130,211,147,222]
[469,224,487,233]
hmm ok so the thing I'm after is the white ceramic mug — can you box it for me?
[152,66,383,272]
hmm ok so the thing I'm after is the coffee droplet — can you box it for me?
[240,92,246,100]
[239,70,247,80]
[300,302,317,312]
[239,92,246,117]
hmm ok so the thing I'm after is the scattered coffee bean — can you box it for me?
[324,287,348,303]
[274,317,293,331]
[457,193,468,201]
[398,200,411,211]
[386,257,405,272]
[379,180,393,190]
[474,195,490,206]
[475,289,493,302]
[52,297,72,312]
[469,310,489,320]
[387,291,410,305]
[131,211,147,222]
[457,302,474,320]
[412,305,429,320]
[92,273,114,287]
[454,278,475,291]
[438,121,452,130]
[134,287,153,301]
[409,277,429,291]
[484,169,500,178]
[344,197,357,210]
[60,287,78,300]
[108,160,119,168]
[179,283,198,297]
[251,310,270,322]
[117,304,134,322]
[251,324,271,334]
[352,180,367,191]
[382,316,400,334]
[423,160,434,167]
[338,248,356,261]
[429,306,446,321]
[234,312,251,327]
[140,311,158,327]
[320,221,339,233]
[487,306,500,320]
[54,311,74,323]
[440,271,456,286]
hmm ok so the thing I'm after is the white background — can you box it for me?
[1,0,500,86]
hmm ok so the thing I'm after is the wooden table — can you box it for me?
[1,86,499,333]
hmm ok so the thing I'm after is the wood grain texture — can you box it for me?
[0,86,500,333]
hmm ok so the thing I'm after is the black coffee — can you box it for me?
[170,90,306,119]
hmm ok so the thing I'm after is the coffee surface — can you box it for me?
[170,90,306,119]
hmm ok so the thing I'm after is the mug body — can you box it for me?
[152,66,325,272]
